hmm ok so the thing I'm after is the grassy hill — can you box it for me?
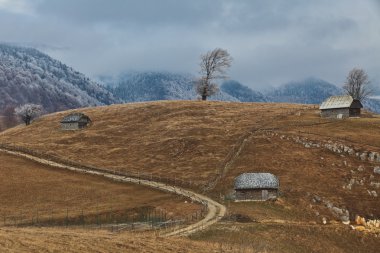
[1,100,380,252]
[0,152,200,225]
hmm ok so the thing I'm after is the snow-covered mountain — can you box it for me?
[266,77,341,104]
[105,71,239,102]
[221,80,267,102]
[0,43,117,113]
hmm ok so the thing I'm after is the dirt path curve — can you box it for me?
[0,148,226,237]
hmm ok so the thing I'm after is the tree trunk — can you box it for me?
[25,116,31,126]
[202,95,207,101]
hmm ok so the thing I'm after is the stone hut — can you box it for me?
[320,95,363,118]
[61,113,91,130]
[234,173,279,201]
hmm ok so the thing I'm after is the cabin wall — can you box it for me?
[349,108,361,117]
[61,122,80,130]
[235,189,278,201]
[320,108,350,118]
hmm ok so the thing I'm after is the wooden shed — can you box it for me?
[61,113,91,130]
[234,173,279,201]
[320,95,363,118]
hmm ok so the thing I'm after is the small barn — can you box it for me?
[234,173,279,201]
[320,95,363,118]
[61,113,91,130]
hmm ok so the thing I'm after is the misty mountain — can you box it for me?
[266,78,341,104]
[105,72,239,102]
[0,43,117,113]
[221,80,267,102]
[265,77,380,113]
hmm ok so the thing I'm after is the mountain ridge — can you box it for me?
[0,43,118,114]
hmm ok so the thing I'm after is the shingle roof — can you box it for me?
[234,173,279,190]
[319,95,354,110]
[61,113,90,123]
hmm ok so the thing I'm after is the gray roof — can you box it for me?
[61,113,90,123]
[319,95,354,110]
[234,173,279,190]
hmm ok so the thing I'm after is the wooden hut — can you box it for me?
[61,113,91,130]
[234,173,279,201]
[320,95,363,118]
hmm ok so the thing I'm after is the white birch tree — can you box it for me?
[14,104,43,125]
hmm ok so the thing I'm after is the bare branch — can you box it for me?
[343,68,372,101]
[196,48,232,100]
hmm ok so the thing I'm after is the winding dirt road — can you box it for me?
[0,147,226,237]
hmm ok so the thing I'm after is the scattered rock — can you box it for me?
[322,217,327,224]
[367,190,378,197]
[312,195,322,203]
[370,182,380,188]
[357,165,364,172]
[360,152,368,161]
[374,167,380,175]
[369,152,377,161]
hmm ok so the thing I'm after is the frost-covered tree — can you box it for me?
[14,104,43,125]
[343,68,372,101]
[195,48,232,100]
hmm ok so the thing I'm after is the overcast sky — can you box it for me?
[1,0,379,89]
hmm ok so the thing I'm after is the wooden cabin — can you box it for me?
[234,173,279,201]
[320,95,363,118]
[61,113,91,130]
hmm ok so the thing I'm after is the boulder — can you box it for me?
[374,167,380,175]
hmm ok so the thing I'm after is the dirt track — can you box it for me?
[0,147,226,237]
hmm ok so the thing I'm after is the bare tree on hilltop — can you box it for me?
[14,104,43,125]
[195,48,233,100]
[343,68,373,101]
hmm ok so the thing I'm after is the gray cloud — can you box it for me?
[1,0,379,89]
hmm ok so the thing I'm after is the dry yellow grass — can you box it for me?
[0,227,231,253]
[191,222,380,253]
[0,101,306,186]
[0,152,200,223]
[1,101,380,252]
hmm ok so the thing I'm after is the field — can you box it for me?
[1,101,380,252]
[0,227,226,253]
[0,152,200,225]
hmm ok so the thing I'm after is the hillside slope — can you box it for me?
[0,44,117,113]
[1,101,380,251]
[1,101,379,216]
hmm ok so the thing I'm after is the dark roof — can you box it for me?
[234,173,279,190]
[320,95,363,110]
[61,113,91,123]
